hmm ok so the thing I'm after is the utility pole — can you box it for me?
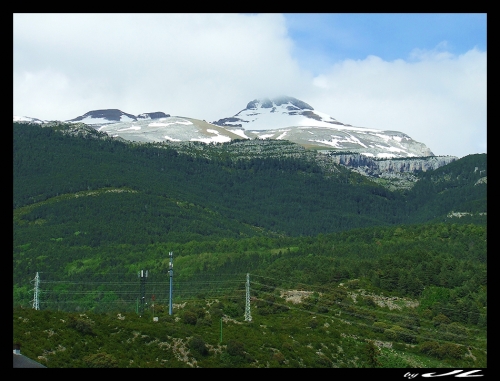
[31,272,40,310]
[245,273,252,322]
[152,291,155,319]
[139,270,148,316]
[169,252,173,315]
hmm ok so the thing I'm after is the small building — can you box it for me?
[13,343,46,368]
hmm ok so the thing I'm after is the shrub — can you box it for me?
[221,340,250,366]
[331,288,348,303]
[420,341,465,360]
[192,307,206,319]
[362,296,377,307]
[432,313,451,327]
[209,306,223,319]
[384,325,417,343]
[272,352,286,364]
[317,305,329,313]
[196,316,212,327]
[224,303,242,318]
[446,322,468,337]
[421,308,433,320]
[384,326,399,341]
[314,355,333,368]
[420,341,440,356]
[189,336,208,356]
[439,343,466,359]
[346,279,359,289]
[182,311,198,325]
[372,321,389,333]
[227,340,245,357]
[67,315,94,335]
[363,340,381,368]
[282,342,293,352]
[83,352,118,368]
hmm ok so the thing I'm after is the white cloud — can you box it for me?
[306,48,486,158]
[14,13,310,121]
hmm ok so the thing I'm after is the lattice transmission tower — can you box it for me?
[244,273,252,322]
[31,272,40,310]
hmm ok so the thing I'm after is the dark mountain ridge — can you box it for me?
[66,109,170,124]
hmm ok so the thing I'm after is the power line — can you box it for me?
[251,281,486,336]
[249,273,487,317]
[251,295,486,351]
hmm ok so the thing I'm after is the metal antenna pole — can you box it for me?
[139,270,148,316]
[169,252,173,315]
[152,287,155,318]
[244,273,252,322]
[31,272,40,310]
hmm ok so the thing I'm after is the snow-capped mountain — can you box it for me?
[13,115,46,124]
[211,96,434,158]
[13,97,436,158]
[65,109,170,126]
[213,96,348,129]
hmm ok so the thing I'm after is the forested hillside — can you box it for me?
[13,122,487,368]
[13,122,486,236]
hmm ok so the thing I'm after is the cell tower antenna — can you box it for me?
[169,252,173,315]
[139,270,148,316]
[244,273,252,322]
[31,272,40,310]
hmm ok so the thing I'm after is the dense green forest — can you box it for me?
[13,122,486,235]
[13,122,487,368]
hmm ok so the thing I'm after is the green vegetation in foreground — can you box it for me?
[13,223,486,368]
[13,280,486,368]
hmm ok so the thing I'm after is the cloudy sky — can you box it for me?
[13,13,486,158]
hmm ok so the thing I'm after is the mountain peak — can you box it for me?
[246,96,314,111]
[66,109,136,125]
[66,109,170,126]
[213,95,342,129]
[137,112,170,120]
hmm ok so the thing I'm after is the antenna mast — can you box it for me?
[139,270,148,316]
[169,252,173,315]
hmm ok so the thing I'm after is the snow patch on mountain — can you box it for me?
[149,118,192,127]
[117,126,141,131]
[191,129,232,144]
[13,115,46,124]
[230,129,251,139]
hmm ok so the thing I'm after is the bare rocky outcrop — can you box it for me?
[327,153,457,177]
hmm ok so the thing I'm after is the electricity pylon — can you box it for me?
[31,272,40,310]
[244,273,252,322]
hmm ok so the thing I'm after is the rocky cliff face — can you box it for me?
[327,153,458,177]
[323,153,459,190]
[137,112,171,120]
